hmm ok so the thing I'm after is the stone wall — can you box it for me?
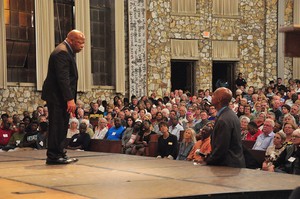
[146,0,295,96]
[0,86,117,116]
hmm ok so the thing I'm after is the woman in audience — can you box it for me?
[282,122,297,144]
[123,120,141,154]
[157,121,178,159]
[121,116,135,149]
[105,112,114,129]
[67,118,79,138]
[237,104,245,118]
[243,104,255,121]
[153,112,163,135]
[240,116,250,140]
[253,102,262,116]
[177,128,196,160]
[269,129,300,175]
[92,118,108,139]
[262,131,286,171]
[283,113,297,127]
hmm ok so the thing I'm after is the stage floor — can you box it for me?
[0,149,300,199]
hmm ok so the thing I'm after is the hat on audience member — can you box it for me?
[135,119,142,123]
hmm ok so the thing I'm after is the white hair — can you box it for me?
[81,119,90,126]
[69,118,79,126]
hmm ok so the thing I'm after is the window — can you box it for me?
[5,0,36,83]
[213,0,239,16]
[90,0,115,86]
[54,0,75,46]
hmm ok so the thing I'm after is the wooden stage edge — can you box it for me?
[0,149,299,199]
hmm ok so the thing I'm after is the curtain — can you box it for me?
[35,0,55,91]
[0,1,7,89]
[171,39,199,59]
[212,41,239,60]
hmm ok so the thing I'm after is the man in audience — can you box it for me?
[252,119,275,151]
[169,116,184,141]
[105,117,125,140]
[290,104,300,125]
[193,110,209,134]
[67,122,91,151]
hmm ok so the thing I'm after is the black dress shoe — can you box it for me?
[46,157,78,165]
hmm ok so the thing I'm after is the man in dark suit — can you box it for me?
[204,87,245,168]
[42,30,85,165]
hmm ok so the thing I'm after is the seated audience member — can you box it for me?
[0,120,13,149]
[88,102,104,122]
[123,120,142,154]
[36,121,48,149]
[20,121,39,149]
[208,105,217,121]
[177,128,196,160]
[282,122,297,143]
[290,104,300,125]
[182,112,196,130]
[193,110,209,134]
[252,119,275,151]
[169,116,184,141]
[245,121,262,141]
[131,120,156,156]
[269,129,300,175]
[67,118,79,138]
[105,117,125,140]
[262,131,287,171]
[93,118,108,139]
[254,112,266,130]
[2,122,26,151]
[187,125,212,163]
[283,113,297,128]
[243,104,254,121]
[240,116,250,140]
[153,112,163,135]
[67,123,91,151]
[80,119,95,138]
[157,121,178,160]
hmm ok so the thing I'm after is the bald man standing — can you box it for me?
[204,87,245,168]
[42,30,85,165]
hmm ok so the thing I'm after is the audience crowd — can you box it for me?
[1,75,300,175]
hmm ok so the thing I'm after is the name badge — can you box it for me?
[168,142,173,145]
[288,157,296,162]
[256,141,262,146]
[73,138,77,142]
[3,134,8,138]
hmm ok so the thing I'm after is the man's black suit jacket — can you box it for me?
[207,107,246,168]
[41,41,78,105]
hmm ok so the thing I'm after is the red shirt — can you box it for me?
[0,128,13,146]
[245,129,262,141]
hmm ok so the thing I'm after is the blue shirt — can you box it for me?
[252,132,275,151]
[106,126,125,140]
